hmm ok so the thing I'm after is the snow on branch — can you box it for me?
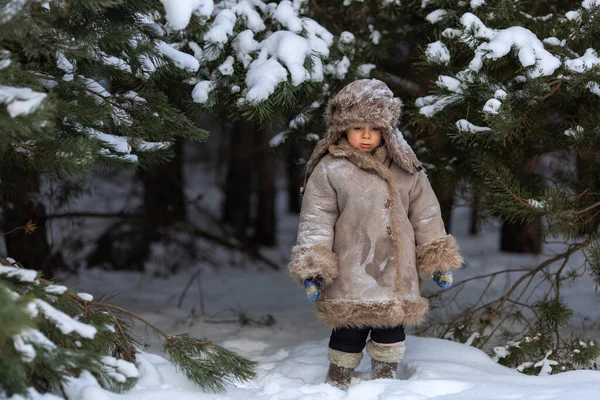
[159,0,214,30]
[0,85,47,118]
[0,262,39,283]
[460,13,561,79]
[189,0,335,105]
[0,0,28,25]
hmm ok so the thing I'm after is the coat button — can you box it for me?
[385,199,391,208]
[386,226,392,235]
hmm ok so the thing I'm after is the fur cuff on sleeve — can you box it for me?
[416,235,463,278]
[288,244,339,285]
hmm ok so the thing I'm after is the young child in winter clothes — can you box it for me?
[288,79,463,390]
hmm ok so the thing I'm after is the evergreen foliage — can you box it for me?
[0,0,207,183]
[413,0,600,373]
[0,256,256,398]
[160,0,356,125]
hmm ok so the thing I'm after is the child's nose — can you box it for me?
[362,129,372,138]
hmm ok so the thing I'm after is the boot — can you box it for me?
[371,359,398,379]
[325,347,363,390]
[325,363,354,390]
[366,340,405,380]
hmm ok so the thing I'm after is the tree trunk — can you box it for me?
[222,120,254,244]
[140,141,187,223]
[500,219,542,254]
[500,159,543,254]
[1,168,60,278]
[430,177,455,234]
[286,147,303,214]
[576,153,599,235]
[87,142,188,272]
[470,191,480,235]
[253,123,277,247]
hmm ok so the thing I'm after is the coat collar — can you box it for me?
[328,138,393,176]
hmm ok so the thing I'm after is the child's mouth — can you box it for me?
[360,143,371,148]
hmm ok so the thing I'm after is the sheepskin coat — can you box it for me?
[288,79,463,329]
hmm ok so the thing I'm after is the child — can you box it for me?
[288,79,463,390]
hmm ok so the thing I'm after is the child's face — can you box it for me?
[346,124,382,152]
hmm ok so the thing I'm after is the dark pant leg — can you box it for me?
[329,326,370,353]
[370,325,406,344]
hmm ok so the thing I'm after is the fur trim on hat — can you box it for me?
[315,297,429,329]
[416,235,464,278]
[302,79,420,192]
[288,244,339,285]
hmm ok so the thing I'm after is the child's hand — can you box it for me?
[433,271,453,289]
[303,276,325,302]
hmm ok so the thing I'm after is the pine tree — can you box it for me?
[414,0,600,373]
[0,256,255,398]
[0,0,208,273]
[0,0,207,176]
[0,1,256,395]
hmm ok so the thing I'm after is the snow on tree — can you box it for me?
[414,0,600,373]
[0,0,207,179]
[152,0,352,124]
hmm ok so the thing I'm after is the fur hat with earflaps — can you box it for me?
[301,79,421,193]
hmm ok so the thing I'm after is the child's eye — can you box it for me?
[353,127,363,131]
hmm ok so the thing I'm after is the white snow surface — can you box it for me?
[274,0,302,33]
[0,264,38,282]
[425,41,451,65]
[0,85,47,118]
[43,164,600,399]
[426,9,448,24]
[192,80,214,103]
[357,63,376,78]
[56,309,600,399]
[588,82,600,96]
[34,299,97,339]
[436,75,464,94]
[565,48,600,73]
[340,31,355,44]
[417,94,461,118]
[194,1,333,104]
[583,0,600,8]
[456,119,492,133]
[246,55,288,102]
[460,13,561,79]
[159,0,214,30]
[156,41,200,72]
[483,98,502,114]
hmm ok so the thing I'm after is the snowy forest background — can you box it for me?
[2,0,600,399]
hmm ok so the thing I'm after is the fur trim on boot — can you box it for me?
[365,340,405,362]
[327,347,363,368]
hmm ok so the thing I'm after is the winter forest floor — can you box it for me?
[39,158,600,399]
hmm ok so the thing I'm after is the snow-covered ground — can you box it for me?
[58,198,600,399]
[34,143,599,399]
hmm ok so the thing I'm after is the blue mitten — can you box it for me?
[433,271,453,289]
[303,276,325,302]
